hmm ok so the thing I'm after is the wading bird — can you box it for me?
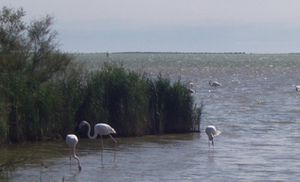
[79,120,117,150]
[205,125,221,146]
[209,80,222,87]
[66,134,82,171]
[188,82,195,93]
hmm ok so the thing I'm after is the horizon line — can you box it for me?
[68,51,300,55]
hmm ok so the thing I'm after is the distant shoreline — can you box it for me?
[70,51,300,55]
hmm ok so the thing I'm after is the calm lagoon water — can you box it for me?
[1,53,300,181]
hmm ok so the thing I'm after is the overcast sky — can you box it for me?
[2,0,300,53]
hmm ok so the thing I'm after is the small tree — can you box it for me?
[0,6,70,81]
[0,6,71,142]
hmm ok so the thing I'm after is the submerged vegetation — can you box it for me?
[0,7,201,144]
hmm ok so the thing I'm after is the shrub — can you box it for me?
[0,7,71,142]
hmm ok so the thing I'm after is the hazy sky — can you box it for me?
[2,0,300,53]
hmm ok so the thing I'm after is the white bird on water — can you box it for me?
[296,85,300,92]
[188,82,195,93]
[66,134,82,171]
[79,120,117,150]
[205,125,221,146]
[209,80,222,87]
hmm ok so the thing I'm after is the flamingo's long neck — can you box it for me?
[109,134,117,143]
[86,122,98,139]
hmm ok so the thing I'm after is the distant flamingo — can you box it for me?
[205,125,221,146]
[188,82,195,93]
[66,134,82,171]
[79,120,117,150]
[209,80,222,87]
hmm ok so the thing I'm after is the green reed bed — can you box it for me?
[0,63,201,143]
[77,64,201,137]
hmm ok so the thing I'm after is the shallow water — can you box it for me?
[2,53,300,181]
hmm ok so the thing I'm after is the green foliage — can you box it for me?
[0,100,9,142]
[147,75,170,134]
[0,6,201,143]
[79,64,150,136]
[148,76,195,134]
[0,7,72,142]
[79,64,197,137]
[163,81,193,133]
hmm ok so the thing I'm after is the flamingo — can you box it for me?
[65,134,82,171]
[188,82,195,93]
[209,80,222,87]
[79,120,117,150]
[205,125,221,146]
